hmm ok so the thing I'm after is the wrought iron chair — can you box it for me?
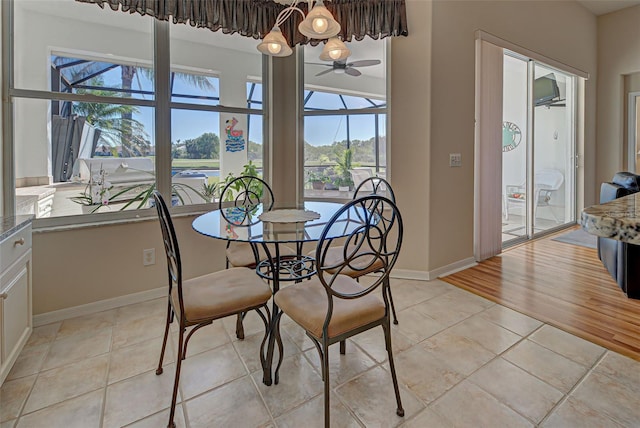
[218,176,295,338]
[274,195,405,427]
[317,176,400,324]
[152,191,271,428]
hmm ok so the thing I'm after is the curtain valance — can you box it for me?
[75,0,408,45]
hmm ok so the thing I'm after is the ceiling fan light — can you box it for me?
[299,1,340,39]
[257,27,293,57]
[319,37,351,61]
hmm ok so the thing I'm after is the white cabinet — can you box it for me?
[0,221,32,385]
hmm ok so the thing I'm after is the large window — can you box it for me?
[9,0,264,223]
[303,38,387,199]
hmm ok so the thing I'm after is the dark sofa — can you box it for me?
[597,172,640,298]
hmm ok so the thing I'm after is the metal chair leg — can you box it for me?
[235,312,245,340]
[167,327,184,428]
[273,312,284,385]
[156,301,172,376]
[385,278,399,325]
[322,340,331,428]
[382,319,404,418]
[339,340,346,354]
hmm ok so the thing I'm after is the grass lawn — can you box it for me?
[170,158,221,169]
[167,158,264,170]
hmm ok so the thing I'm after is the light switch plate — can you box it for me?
[449,153,462,167]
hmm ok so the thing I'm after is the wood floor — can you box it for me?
[442,229,640,361]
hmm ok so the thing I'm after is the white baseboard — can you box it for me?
[33,287,166,327]
[432,257,477,278]
[390,269,431,281]
[391,257,476,282]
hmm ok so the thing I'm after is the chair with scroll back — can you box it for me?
[152,191,271,428]
[274,194,405,427]
[318,176,400,324]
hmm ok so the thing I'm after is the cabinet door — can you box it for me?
[2,264,30,362]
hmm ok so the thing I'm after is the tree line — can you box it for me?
[304,136,386,165]
[172,132,262,160]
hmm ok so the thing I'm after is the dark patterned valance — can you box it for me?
[75,0,408,45]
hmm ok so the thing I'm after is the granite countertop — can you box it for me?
[581,192,640,244]
[0,215,34,242]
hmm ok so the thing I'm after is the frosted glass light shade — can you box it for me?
[257,27,293,57]
[298,1,340,39]
[319,37,350,61]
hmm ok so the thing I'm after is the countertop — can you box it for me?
[581,192,640,244]
[0,215,34,242]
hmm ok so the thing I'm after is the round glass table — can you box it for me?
[192,200,367,385]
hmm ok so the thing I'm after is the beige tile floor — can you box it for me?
[2,278,640,427]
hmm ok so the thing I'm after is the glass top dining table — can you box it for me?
[191,201,363,244]
[192,200,367,386]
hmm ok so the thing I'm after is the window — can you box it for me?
[302,38,387,198]
[8,0,264,223]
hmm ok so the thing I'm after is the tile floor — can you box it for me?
[2,278,640,427]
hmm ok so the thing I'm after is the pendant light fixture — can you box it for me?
[319,37,351,61]
[257,0,349,61]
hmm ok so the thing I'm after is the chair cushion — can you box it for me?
[274,275,386,339]
[171,267,271,324]
[308,245,384,278]
[227,242,296,267]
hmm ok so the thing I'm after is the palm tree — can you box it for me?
[120,65,215,155]
[73,78,150,155]
[53,56,216,156]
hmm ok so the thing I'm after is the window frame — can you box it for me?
[300,40,390,201]
[2,4,266,227]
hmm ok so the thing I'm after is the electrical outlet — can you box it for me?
[449,153,462,167]
[143,248,156,266]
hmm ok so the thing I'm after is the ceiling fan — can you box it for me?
[308,59,381,77]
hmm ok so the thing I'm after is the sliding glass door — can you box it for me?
[502,53,576,246]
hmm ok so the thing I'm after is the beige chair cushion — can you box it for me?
[228,242,297,267]
[274,275,385,339]
[171,267,272,324]
[310,245,384,278]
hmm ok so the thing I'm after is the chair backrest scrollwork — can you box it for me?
[316,195,403,308]
[354,176,396,203]
[152,191,185,316]
[218,176,274,225]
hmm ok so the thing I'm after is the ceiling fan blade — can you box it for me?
[347,59,381,68]
[345,67,362,77]
[315,68,335,77]
[305,62,332,67]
